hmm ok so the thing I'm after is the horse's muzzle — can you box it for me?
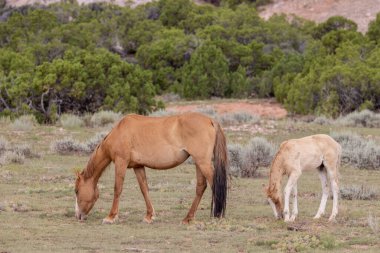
[75,197,87,221]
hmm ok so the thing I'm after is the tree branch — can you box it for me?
[40,89,51,114]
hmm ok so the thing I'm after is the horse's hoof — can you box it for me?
[328,217,337,223]
[181,218,192,225]
[143,216,154,224]
[102,216,118,224]
[289,215,297,222]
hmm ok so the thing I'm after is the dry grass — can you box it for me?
[0,150,25,164]
[337,110,380,128]
[58,114,84,128]
[218,112,260,126]
[228,137,274,178]
[90,110,121,127]
[0,137,38,165]
[368,214,379,234]
[331,132,380,170]
[0,100,380,253]
[10,115,38,131]
[52,132,107,155]
[340,185,378,200]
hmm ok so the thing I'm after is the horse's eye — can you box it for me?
[75,189,78,194]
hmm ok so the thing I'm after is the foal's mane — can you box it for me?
[82,133,110,179]
[269,148,283,175]
[267,144,286,195]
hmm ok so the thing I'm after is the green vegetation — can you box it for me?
[1,1,379,121]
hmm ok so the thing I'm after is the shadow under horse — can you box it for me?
[74,112,228,224]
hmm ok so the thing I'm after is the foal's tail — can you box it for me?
[211,121,228,218]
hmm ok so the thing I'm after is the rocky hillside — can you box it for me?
[259,0,380,33]
[4,0,380,32]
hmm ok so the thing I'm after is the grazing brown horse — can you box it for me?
[75,112,228,224]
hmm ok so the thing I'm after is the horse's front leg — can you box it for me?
[103,158,127,224]
[289,183,298,221]
[134,167,155,223]
[284,171,300,222]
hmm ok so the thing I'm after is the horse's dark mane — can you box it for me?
[83,133,110,179]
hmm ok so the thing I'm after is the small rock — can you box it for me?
[12,203,29,212]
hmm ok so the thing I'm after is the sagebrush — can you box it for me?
[331,132,380,170]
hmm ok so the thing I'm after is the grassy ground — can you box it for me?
[0,112,379,252]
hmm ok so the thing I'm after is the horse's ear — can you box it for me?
[73,168,81,179]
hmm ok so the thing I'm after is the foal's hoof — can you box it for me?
[102,216,118,224]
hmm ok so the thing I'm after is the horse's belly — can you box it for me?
[300,152,323,171]
[130,148,189,170]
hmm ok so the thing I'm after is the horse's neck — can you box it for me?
[268,164,283,197]
[83,146,111,182]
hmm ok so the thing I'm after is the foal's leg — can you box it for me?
[289,183,298,221]
[134,167,155,223]
[284,171,301,222]
[329,178,339,221]
[314,168,329,219]
[182,166,207,224]
[103,158,127,224]
[325,160,339,222]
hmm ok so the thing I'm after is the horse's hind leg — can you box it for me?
[321,156,339,222]
[314,167,329,219]
[182,165,207,224]
[103,157,128,224]
[329,177,339,222]
[134,167,155,223]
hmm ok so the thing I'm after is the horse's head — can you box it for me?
[263,184,283,219]
[74,172,99,221]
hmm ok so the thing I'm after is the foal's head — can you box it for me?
[265,185,283,219]
[74,172,99,221]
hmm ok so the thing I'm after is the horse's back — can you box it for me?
[107,112,216,169]
[284,134,340,153]
[279,134,341,171]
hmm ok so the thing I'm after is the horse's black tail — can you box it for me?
[211,121,228,218]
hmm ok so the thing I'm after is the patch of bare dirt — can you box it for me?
[167,99,287,119]
[224,122,276,134]
[259,0,380,33]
